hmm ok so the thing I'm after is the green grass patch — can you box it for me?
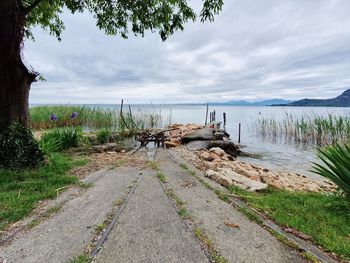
[228,186,350,259]
[68,254,91,263]
[146,160,160,171]
[156,172,166,183]
[178,207,191,219]
[0,153,86,231]
[180,163,189,170]
[194,227,228,263]
[78,182,93,189]
[95,223,106,232]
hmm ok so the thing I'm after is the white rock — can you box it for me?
[205,169,232,187]
[219,168,268,191]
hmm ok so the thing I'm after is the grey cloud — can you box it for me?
[26,0,350,104]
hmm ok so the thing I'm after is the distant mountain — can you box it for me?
[277,89,350,107]
[211,99,292,106]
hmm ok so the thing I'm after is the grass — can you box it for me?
[228,186,350,260]
[30,105,166,131]
[156,172,166,183]
[254,113,350,146]
[178,207,191,219]
[194,227,228,263]
[68,254,91,263]
[179,164,349,260]
[95,223,106,232]
[0,153,86,232]
[146,160,160,171]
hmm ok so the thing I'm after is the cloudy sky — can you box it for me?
[26,0,350,104]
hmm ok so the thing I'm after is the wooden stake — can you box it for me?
[205,102,209,125]
[238,123,241,143]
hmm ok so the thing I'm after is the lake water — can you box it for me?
[32,104,350,180]
[124,104,350,181]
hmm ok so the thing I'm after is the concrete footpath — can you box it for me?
[94,169,209,263]
[0,149,305,263]
[155,149,305,263]
[0,167,140,263]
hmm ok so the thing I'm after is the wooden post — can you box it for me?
[120,99,124,115]
[205,102,209,125]
[238,123,241,144]
[223,112,226,128]
[213,110,216,122]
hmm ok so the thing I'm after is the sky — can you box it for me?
[26,0,350,104]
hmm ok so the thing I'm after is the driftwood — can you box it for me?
[135,129,177,147]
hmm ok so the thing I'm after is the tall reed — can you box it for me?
[29,105,166,131]
[254,113,350,146]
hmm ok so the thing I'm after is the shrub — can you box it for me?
[0,122,44,168]
[96,128,111,144]
[40,127,82,151]
[312,143,350,196]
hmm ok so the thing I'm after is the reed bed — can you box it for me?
[254,113,350,146]
[29,105,166,131]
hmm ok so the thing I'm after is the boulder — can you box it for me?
[205,169,232,187]
[93,145,107,153]
[219,168,268,191]
[200,151,215,162]
[182,127,214,143]
[213,132,226,140]
[209,147,226,156]
[187,140,211,151]
[209,140,240,157]
[106,143,117,151]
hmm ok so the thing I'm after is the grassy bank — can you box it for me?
[229,186,350,260]
[29,105,166,130]
[255,113,350,146]
[0,153,87,232]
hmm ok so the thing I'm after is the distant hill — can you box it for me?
[277,89,350,107]
[211,99,292,106]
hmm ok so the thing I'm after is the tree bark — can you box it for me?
[0,0,36,129]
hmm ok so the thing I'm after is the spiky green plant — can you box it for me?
[312,144,350,196]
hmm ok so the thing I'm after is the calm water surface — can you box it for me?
[129,105,350,181]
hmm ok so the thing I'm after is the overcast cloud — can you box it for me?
[26,0,350,104]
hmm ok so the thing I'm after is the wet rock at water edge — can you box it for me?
[181,127,215,143]
[187,140,211,151]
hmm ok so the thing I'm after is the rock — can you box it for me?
[165,141,178,148]
[205,169,232,187]
[209,140,240,157]
[93,145,107,153]
[219,168,268,191]
[182,127,214,143]
[209,147,226,156]
[106,143,117,151]
[200,152,215,162]
[213,132,227,140]
[187,140,211,151]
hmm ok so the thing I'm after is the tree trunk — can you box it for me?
[0,0,36,129]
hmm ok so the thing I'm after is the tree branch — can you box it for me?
[22,0,44,15]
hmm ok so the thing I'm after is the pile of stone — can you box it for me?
[173,146,336,193]
[165,123,240,158]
